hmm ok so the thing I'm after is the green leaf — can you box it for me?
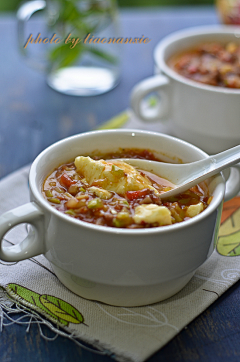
[40,294,84,325]
[7,283,68,325]
[47,0,118,70]
[88,47,118,64]
[217,230,240,256]
[49,43,83,69]
[59,46,83,68]
[49,43,67,62]
[8,283,41,306]
[7,284,85,326]
[58,1,82,23]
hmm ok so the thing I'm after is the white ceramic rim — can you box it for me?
[154,25,240,94]
[29,129,224,236]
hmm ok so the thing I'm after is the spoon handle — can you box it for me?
[198,145,240,174]
[160,145,240,199]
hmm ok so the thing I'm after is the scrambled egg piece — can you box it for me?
[133,204,172,226]
[74,156,158,195]
[186,202,204,218]
[88,186,112,200]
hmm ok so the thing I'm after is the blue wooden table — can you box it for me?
[1,6,240,362]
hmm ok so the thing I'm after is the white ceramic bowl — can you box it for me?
[131,25,240,154]
[0,130,239,306]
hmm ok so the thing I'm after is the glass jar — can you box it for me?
[17,0,121,96]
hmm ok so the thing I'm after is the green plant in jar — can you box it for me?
[47,0,119,72]
[17,0,120,95]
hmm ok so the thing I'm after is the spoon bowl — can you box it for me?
[113,145,240,199]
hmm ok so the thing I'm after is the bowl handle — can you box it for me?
[0,202,45,262]
[17,1,47,71]
[130,74,170,122]
[224,165,240,201]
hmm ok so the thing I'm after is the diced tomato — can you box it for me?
[60,173,75,188]
[126,189,149,201]
[203,196,209,204]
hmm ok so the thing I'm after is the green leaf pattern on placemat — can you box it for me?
[217,198,240,257]
[7,284,84,327]
[217,230,240,256]
[40,294,84,325]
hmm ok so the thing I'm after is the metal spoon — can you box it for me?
[113,145,240,199]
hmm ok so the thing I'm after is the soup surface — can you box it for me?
[42,149,212,228]
[168,42,240,88]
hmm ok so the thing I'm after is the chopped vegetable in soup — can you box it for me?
[42,149,212,228]
[168,42,240,88]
